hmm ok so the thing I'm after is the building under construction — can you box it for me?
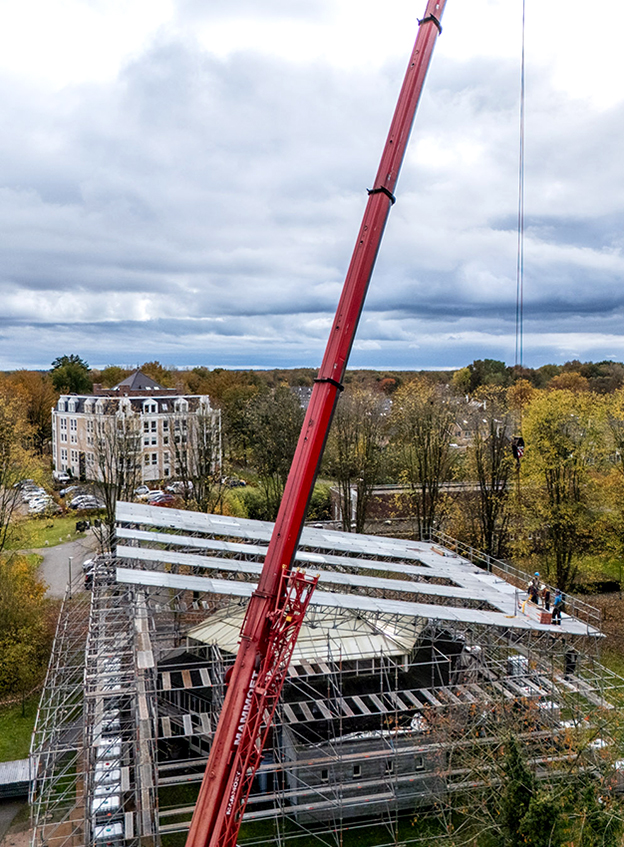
[30,503,624,847]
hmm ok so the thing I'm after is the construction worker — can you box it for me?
[552,589,563,625]
[541,584,551,611]
[528,572,540,605]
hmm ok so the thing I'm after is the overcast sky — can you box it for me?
[2,0,624,371]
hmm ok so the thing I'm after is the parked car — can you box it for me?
[22,486,47,502]
[13,478,35,489]
[150,493,176,506]
[60,485,83,498]
[29,496,58,515]
[145,490,165,503]
[69,495,105,510]
[52,470,71,485]
[134,485,150,498]
[165,481,193,494]
[83,553,114,590]
[222,476,247,488]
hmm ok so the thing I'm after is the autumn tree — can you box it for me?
[50,354,92,394]
[0,393,37,553]
[246,386,305,520]
[139,361,175,388]
[8,371,58,454]
[0,555,52,705]
[324,388,388,532]
[96,366,131,388]
[522,390,604,591]
[391,380,455,538]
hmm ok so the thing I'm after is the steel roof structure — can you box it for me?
[115,502,599,636]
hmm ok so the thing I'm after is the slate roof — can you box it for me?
[112,371,165,391]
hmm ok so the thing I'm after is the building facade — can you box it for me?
[51,371,221,483]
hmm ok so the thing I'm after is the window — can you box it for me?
[151,437,157,445]
[151,453,157,465]
[164,467,170,477]
[163,420,168,431]
[353,765,361,779]
[57,399,66,412]
[144,422,149,432]
[320,769,329,783]
[164,453,169,464]
[163,436,169,445]
[151,421,157,432]
[144,454,150,465]
[144,437,150,446]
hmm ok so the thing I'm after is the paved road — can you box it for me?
[34,533,98,597]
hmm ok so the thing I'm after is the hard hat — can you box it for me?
[534,572,539,577]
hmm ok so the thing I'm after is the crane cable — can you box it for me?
[515,0,526,367]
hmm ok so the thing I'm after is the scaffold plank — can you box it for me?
[352,695,372,715]
[282,704,298,724]
[368,693,387,713]
[419,689,443,707]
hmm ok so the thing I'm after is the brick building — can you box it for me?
[51,370,221,483]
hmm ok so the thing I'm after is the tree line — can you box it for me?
[6,356,624,597]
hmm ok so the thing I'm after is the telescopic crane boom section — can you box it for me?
[185,4,447,846]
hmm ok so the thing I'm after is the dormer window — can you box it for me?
[174,399,188,414]
[57,399,66,412]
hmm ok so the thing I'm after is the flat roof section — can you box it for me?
[115,502,600,636]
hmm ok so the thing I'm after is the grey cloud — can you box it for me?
[0,25,623,369]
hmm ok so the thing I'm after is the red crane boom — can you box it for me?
[185,4,447,845]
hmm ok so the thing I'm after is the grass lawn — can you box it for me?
[8,515,88,551]
[0,694,39,762]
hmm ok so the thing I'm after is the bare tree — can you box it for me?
[91,402,142,551]
[467,389,515,557]
[324,388,388,532]
[391,380,455,539]
[169,402,223,512]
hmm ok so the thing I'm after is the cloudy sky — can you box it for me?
[2,0,624,371]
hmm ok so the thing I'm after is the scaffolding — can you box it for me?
[30,558,160,847]
[30,505,624,847]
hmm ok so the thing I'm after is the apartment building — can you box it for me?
[51,371,221,483]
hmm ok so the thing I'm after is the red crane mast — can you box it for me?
[185,4,447,845]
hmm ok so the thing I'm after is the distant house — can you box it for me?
[51,370,221,482]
